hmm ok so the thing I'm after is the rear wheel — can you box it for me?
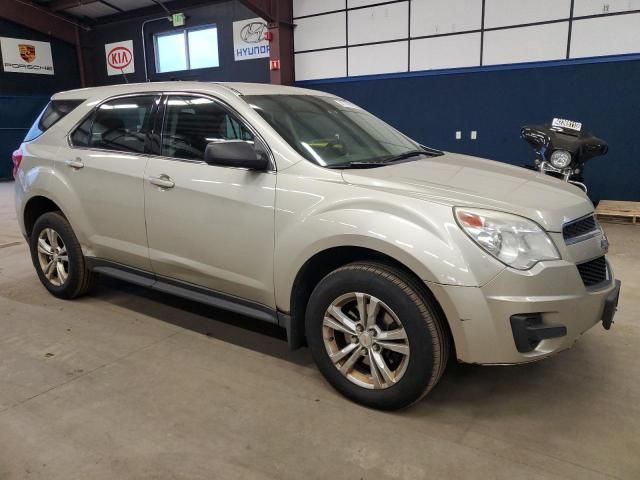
[29,212,95,299]
[305,262,449,410]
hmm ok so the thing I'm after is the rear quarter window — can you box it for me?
[24,99,84,142]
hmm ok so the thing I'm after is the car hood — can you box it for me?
[341,152,593,232]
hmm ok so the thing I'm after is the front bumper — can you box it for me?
[429,259,620,365]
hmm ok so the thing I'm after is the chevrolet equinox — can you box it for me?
[13,82,621,410]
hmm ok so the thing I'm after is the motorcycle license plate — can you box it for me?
[552,118,582,132]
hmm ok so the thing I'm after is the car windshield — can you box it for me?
[244,94,437,168]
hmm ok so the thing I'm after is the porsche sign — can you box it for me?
[18,44,36,63]
[1,37,54,75]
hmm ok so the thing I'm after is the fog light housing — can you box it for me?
[510,314,567,353]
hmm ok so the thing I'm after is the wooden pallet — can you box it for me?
[595,200,640,225]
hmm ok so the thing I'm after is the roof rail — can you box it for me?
[212,83,243,96]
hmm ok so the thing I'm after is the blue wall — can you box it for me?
[298,59,640,202]
[0,94,50,179]
[0,18,81,179]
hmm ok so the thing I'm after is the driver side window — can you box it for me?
[161,95,254,161]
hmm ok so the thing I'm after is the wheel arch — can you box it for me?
[23,195,65,238]
[285,245,454,354]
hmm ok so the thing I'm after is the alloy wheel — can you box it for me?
[37,228,69,287]
[322,292,410,389]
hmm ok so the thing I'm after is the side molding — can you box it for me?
[86,258,279,325]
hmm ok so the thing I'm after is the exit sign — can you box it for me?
[172,13,186,27]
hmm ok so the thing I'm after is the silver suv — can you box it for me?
[13,82,621,410]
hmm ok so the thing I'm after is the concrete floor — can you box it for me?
[0,181,638,480]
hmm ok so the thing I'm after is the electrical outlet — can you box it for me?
[456,131,462,140]
[471,131,477,140]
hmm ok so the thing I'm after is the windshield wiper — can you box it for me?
[327,147,444,169]
[327,161,389,169]
[381,147,443,163]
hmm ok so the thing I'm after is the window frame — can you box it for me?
[67,91,275,171]
[67,92,162,155]
[153,92,275,171]
[153,24,220,74]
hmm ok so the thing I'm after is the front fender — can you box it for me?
[273,180,505,311]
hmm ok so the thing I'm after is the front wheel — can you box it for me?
[305,262,450,410]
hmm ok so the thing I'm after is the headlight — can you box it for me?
[454,208,560,270]
[550,150,572,169]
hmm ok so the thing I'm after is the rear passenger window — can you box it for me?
[161,96,254,161]
[84,96,157,154]
[24,100,83,142]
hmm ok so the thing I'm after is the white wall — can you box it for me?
[293,13,346,51]
[410,33,480,71]
[571,13,640,58]
[292,0,640,81]
[293,0,344,18]
[484,0,571,28]
[411,0,482,36]
[348,2,409,44]
[483,23,569,65]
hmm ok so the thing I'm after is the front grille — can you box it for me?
[563,214,598,243]
[577,256,607,287]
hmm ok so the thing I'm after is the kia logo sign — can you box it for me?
[104,40,135,76]
[107,46,132,69]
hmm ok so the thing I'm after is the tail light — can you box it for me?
[12,148,23,178]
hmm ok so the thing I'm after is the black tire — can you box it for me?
[29,211,96,299]
[305,262,450,410]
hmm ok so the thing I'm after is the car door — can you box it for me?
[64,94,160,271]
[143,94,277,308]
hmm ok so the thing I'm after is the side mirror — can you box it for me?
[204,140,269,170]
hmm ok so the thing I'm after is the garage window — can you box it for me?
[154,25,220,73]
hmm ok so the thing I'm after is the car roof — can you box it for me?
[51,81,332,100]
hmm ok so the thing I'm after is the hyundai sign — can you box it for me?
[233,18,270,61]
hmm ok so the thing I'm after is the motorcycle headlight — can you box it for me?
[454,208,560,270]
[550,150,572,169]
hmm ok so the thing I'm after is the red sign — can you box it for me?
[107,46,132,70]
[269,59,280,71]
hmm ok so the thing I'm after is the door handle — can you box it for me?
[65,159,84,169]
[148,174,175,189]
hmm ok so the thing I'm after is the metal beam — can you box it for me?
[239,0,294,85]
[238,0,273,22]
[238,0,293,23]
[1,0,86,45]
[50,0,99,12]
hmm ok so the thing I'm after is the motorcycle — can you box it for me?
[521,118,608,193]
